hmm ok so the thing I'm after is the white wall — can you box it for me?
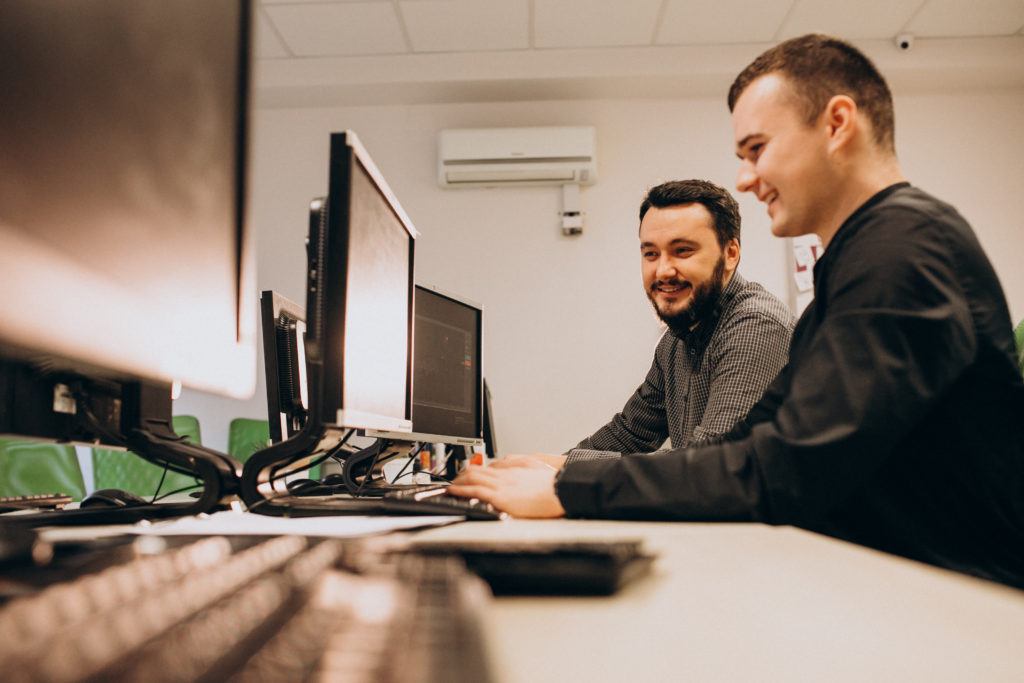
[177,85,1024,457]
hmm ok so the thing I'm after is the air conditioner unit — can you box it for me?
[438,126,597,188]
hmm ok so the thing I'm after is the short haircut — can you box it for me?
[727,34,895,152]
[639,179,741,247]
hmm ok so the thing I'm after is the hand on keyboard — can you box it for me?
[381,485,508,521]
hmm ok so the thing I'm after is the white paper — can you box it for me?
[794,269,814,293]
[129,510,463,538]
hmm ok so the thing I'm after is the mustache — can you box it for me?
[650,279,691,293]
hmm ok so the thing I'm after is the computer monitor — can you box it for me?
[370,285,484,447]
[241,132,417,508]
[0,0,254,521]
[0,0,256,406]
[482,378,499,459]
[260,291,308,444]
[260,284,482,449]
[304,131,417,435]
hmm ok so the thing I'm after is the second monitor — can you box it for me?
[262,284,483,449]
[371,284,483,448]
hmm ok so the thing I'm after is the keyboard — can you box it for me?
[405,538,656,596]
[255,485,507,521]
[0,535,494,682]
[380,485,508,521]
[0,493,73,513]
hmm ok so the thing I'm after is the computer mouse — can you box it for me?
[321,473,347,487]
[79,488,150,509]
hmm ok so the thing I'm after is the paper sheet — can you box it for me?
[128,510,463,538]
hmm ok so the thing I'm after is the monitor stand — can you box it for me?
[0,362,242,526]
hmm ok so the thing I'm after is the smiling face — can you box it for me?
[640,203,739,333]
[732,73,838,242]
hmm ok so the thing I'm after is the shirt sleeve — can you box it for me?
[689,307,791,444]
[565,448,621,464]
[556,209,976,525]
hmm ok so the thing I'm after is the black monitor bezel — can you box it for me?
[304,131,416,435]
[259,290,308,444]
[0,0,255,400]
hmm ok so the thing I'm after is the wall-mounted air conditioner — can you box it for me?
[438,126,597,188]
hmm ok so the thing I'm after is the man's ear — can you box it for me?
[823,94,857,153]
[724,238,741,272]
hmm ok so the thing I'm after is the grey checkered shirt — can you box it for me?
[566,273,793,462]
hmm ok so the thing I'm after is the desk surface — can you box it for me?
[412,520,1024,683]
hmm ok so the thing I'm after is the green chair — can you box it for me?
[1014,319,1024,378]
[227,417,270,463]
[91,414,203,499]
[229,417,319,477]
[0,438,87,501]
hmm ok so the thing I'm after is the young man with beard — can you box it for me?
[554,179,792,467]
[449,34,1024,590]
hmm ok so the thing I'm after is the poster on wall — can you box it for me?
[792,234,823,314]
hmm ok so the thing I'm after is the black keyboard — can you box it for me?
[0,493,73,513]
[0,535,494,682]
[253,485,507,521]
[381,485,508,521]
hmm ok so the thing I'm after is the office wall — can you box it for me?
[177,85,1024,456]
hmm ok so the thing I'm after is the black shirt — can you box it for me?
[556,184,1024,588]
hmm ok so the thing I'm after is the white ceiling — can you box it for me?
[253,0,1024,107]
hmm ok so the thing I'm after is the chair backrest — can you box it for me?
[0,438,87,501]
[227,418,270,463]
[91,414,203,499]
[229,417,319,477]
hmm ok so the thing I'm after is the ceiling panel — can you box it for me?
[907,0,1024,37]
[777,0,923,40]
[533,0,664,48]
[400,0,530,52]
[264,2,408,57]
[253,0,1024,106]
[657,0,794,45]
[255,10,289,58]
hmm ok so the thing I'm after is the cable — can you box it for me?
[265,430,355,486]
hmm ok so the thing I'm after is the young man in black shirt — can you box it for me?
[449,34,1024,589]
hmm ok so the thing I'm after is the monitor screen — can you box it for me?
[304,132,416,434]
[369,285,483,446]
[0,0,256,400]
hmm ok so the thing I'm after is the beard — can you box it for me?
[648,255,727,338]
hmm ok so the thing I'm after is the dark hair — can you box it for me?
[727,34,895,152]
[639,179,740,247]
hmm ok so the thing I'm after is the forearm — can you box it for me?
[555,439,769,521]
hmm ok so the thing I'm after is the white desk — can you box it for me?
[412,520,1024,683]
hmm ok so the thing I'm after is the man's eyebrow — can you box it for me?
[640,238,698,249]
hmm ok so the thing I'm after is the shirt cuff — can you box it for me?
[554,458,621,518]
[564,448,621,465]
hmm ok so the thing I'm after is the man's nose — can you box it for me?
[736,161,757,194]
[656,255,678,281]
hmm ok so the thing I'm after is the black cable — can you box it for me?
[151,482,203,503]
[150,466,169,504]
[353,439,387,496]
[265,429,354,486]
[388,443,423,484]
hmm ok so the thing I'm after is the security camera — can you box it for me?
[895,33,914,51]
